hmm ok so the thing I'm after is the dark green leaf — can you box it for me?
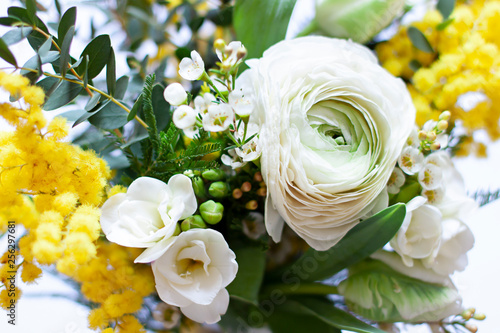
[233,0,297,58]
[175,47,191,61]
[37,77,83,110]
[59,26,75,77]
[8,7,32,24]
[268,300,340,333]
[88,101,129,130]
[437,0,455,20]
[292,298,385,333]
[1,26,32,45]
[7,7,49,50]
[106,47,116,96]
[85,93,101,111]
[77,35,111,79]
[54,0,62,17]
[115,75,129,100]
[151,83,170,131]
[407,26,434,53]
[227,245,266,305]
[0,17,22,27]
[26,0,37,24]
[58,7,76,44]
[127,94,142,121]
[436,17,454,31]
[270,204,406,282]
[206,7,233,26]
[141,74,160,150]
[0,37,17,67]
[82,54,89,88]
[409,59,422,72]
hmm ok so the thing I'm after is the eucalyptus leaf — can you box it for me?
[58,7,76,44]
[233,0,297,58]
[26,0,37,24]
[88,101,129,130]
[226,245,266,305]
[436,17,454,31]
[20,51,59,76]
[77,34,111,79]
[407,26,434,53]
[127,94,142,122]
[270,204,406,282]
[0,37,18,67]
[20,54,42,83]
[437,0,456,20]
[37,77,83,110]
[0,17,22,27]
[115,75,129,100]
[1,26,32,45]
[38,35,52,57]
[85,93,101,111]
[60,25,75,77]
[106,47,116,96]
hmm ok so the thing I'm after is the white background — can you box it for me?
[0,0,499,332]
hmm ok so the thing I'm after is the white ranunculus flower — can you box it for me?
[100,175,197,262]
[390,196,442,267]
[238,36,415,250]
[152,229,238,324]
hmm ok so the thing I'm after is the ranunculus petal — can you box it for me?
[180,288,229,324]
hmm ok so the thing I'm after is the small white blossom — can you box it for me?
[229,89,253,117]
[406,126,420,148]
[194,93,216,115]
[173,105,197,130]
[398,146,424,175]
[387,167,406,194]
[179,51,205,81]
[202,103,233,132]
[216,41,243,68]
[221,149,244,169]
[423,120,449,148]
[422,186,446,204]
[418,163,443,190]
[163,83,187,106]
[183,125,200,139]
[210,75,228,93]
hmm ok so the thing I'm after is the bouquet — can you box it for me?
[0,0,495,332]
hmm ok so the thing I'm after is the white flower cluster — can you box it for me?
[100,176,238,324]
[163,43,261,169]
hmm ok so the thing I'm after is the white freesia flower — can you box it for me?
[152,229,238,324]
[164,83,187,106]
[202,103,234,132]
[390,196,442,266]
[179,51,205,81]
[173,105,197,130]
[238,36,415,250]
[100,176,197,263]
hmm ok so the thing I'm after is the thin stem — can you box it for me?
[203,72,228,103]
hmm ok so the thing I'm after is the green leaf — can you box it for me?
[37,77,83,110]
[26,0,37,24]
[407,26,434,53]
[115,75,129,100]
[58,7,76,44]
[437,0,455,20]
[0,37,18,67]
[7,7,49,50]
[206,7,233,26]
[436,17,454,31]
[77,35,111,79]
[0,17,23,27]
[88,101,129,130]
[106,47,116,96]
[292,298,385,333]
[141,74,160,150]
[37,34,52,57]
[409,59,422,72]
[151,83,170,132]
[227,245,266,305]
[54,0,62,17]
[233,0,297,58]
[1,26,32,45]
[20,54,42,83]
[59,25,74,77]
[82,54,89,88]
[270,204,406,282]
[268,300,340,333]
[127,94,142,122]
[85,93,101,111]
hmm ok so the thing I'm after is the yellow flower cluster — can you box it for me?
[377,0,500,156]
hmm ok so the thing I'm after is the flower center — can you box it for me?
[177,258,204,278]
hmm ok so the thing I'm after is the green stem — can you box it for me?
[203,72,228,103]
[261,283,339,297]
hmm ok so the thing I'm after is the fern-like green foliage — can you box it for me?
[144,123,223,182]
[471,188,500,207]
[142,73,160,151]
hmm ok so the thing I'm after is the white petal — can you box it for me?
[180,288,229,324]
[134,236,176,263]
[164,83,187,106]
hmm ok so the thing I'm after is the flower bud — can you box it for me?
[199,200,224,225]
[245,200,258,210]
[208,181,229,198]
[202,169,225,181]
[181,215,207,231]
[254,172,263,182]
[164,83,187,106]
[241,181,252,192]
[437,120,448,131]
[256,187,267,197]
[236,46,247,60]
[430,142,441,151]
[173,223,181,236]
[315,0,405,44]
[214,39,226,52]
[192,176,206,198]
[439,110,451,121]
[427,131,437,142]
[465,324,478,333]
[473,313,486,320]
[232,188,243,199]
[418,131,428,141]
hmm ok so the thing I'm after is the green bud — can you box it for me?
[199,200,224,225]
[202,169,226,181]
[192,176,206,198]
[315,0,404,44]
[338,259,461,323]
[181,215,207,231]
[209,181,229,198]
[173,223,181,236]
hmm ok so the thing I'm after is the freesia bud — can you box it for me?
[181,215,207,231]
[208,181,229,198]
[315,0,405,43]
[202,169,225,181]
[192,176,206,198]
[163,83,187,106]
[199,200,224,224]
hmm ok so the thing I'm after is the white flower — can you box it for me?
[238,36,415,250]
[234,122,261,162]
[164,83,187,106]
[398,146,424,175]
[152,303,181,329]
[216,41,243,68]
[221,149,244,169]
[202,103,234,132]
[390,196,442,267]
[100,176,197,263]
[194,93,216,115]
[173,105,197,130]
[418,161,443,190]
[152,229,238,324]
[387,167,405,194]
[229,88,253,117]
[179,51,205,81]
[423,120,449,148]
